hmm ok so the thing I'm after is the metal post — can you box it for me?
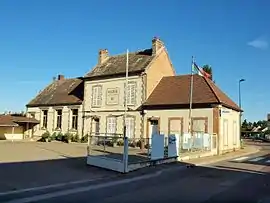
[123,49,129,172]
[239,79,245,147]
[188,56,195,133]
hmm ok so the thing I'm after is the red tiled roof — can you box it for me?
[143,75,241,111]
[0,115,39,127]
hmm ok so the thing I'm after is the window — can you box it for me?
[71,109,78,130]
[233,121,237,145]
[92,85,102,107]
[42,110,48,129]
[223,119,228,146]
[192,117,207,133]
[126,82,136,105]
[56,110,62,129]
[125,117,135,138]
[106,117,116,135]
[168,118,182,135]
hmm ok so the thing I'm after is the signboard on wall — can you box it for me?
[106,88,119,105]
[220,108,231,116]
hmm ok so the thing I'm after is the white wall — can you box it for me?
[84,76,143,112]
[27,105,83,137]
[83,76,144,138]
[219,106,240,153]
[145,108,214,137]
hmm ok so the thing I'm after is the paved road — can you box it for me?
[1,145,269,203]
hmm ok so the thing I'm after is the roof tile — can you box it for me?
[85,49,154,78]
[26,78,83,107]
[143,75,240,111]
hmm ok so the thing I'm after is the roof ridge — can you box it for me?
[106,48,151,57]
[201,76,220,103]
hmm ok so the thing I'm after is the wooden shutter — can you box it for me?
[125,117,135,138]
[127,83,136,105]
[107,117,116,135]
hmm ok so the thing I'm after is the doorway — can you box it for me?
[94,117,100,136]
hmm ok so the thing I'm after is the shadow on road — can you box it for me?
[0,156,269,202]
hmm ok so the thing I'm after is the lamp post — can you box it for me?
[239,79,245,147]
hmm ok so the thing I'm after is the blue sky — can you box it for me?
[0,0,269,122]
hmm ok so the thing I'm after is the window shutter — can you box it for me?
[130,84,136,105]
[97,86,102,106]
[125,117,134,138]
[92,86,102,107]
[107,117,116,135]
[126,82,136,105]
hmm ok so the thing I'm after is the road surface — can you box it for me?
[1,144,269,203]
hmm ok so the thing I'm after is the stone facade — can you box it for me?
[26,105,83,137]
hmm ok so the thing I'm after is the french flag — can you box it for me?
[193,63,211,79]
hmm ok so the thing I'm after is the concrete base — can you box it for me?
[128,157,178,172]
[87,155,178,173]
[87,156,125,173]
[178,151,217,161]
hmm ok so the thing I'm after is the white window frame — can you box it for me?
[71,109,78,130]
[106,117,117,135]
[92,85,102,107]
[42,110,48,129]
[126,82,136,105]
[56,109,62,129]
[125,117,135,138]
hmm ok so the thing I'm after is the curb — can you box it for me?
[191,147,261,166]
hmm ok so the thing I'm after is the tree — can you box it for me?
[242,119,248,130]
[202,65,213,80]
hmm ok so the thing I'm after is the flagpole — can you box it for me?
[124,49,129,137]
[188,56,195,133]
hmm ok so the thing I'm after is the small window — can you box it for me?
[106,117,116,135]
[126,82,136,105]
[72,109,78,130]
[92,85,102,107]
[56,109,62,129]
[42,110,48,129]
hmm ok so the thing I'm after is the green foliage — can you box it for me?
[56,132,63,141]
[41,131,50,139]
[71,133,79,142]
[117,139,124,146]
[202,64,213,80]
[242,119,268,132]
[62,133,72,143]
[50,132,57,141]
[81,134,88,143]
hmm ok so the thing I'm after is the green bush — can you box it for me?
[81,134,88,143]
[117,139,124,146]
[41,131,50,139]
[71,133,79,142]
[56,132,63,141]
[50,132,57,141]
[62,133,72,143]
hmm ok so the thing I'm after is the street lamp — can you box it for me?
[239,79,245,109]
[239,78,245,146]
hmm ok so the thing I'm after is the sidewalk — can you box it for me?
[183,145,261,166]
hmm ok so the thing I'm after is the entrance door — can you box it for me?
[148,119,159,138]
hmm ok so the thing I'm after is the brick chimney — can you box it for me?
[98,49,109,64]
[152,37,164,55]
[58,75,65,81]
